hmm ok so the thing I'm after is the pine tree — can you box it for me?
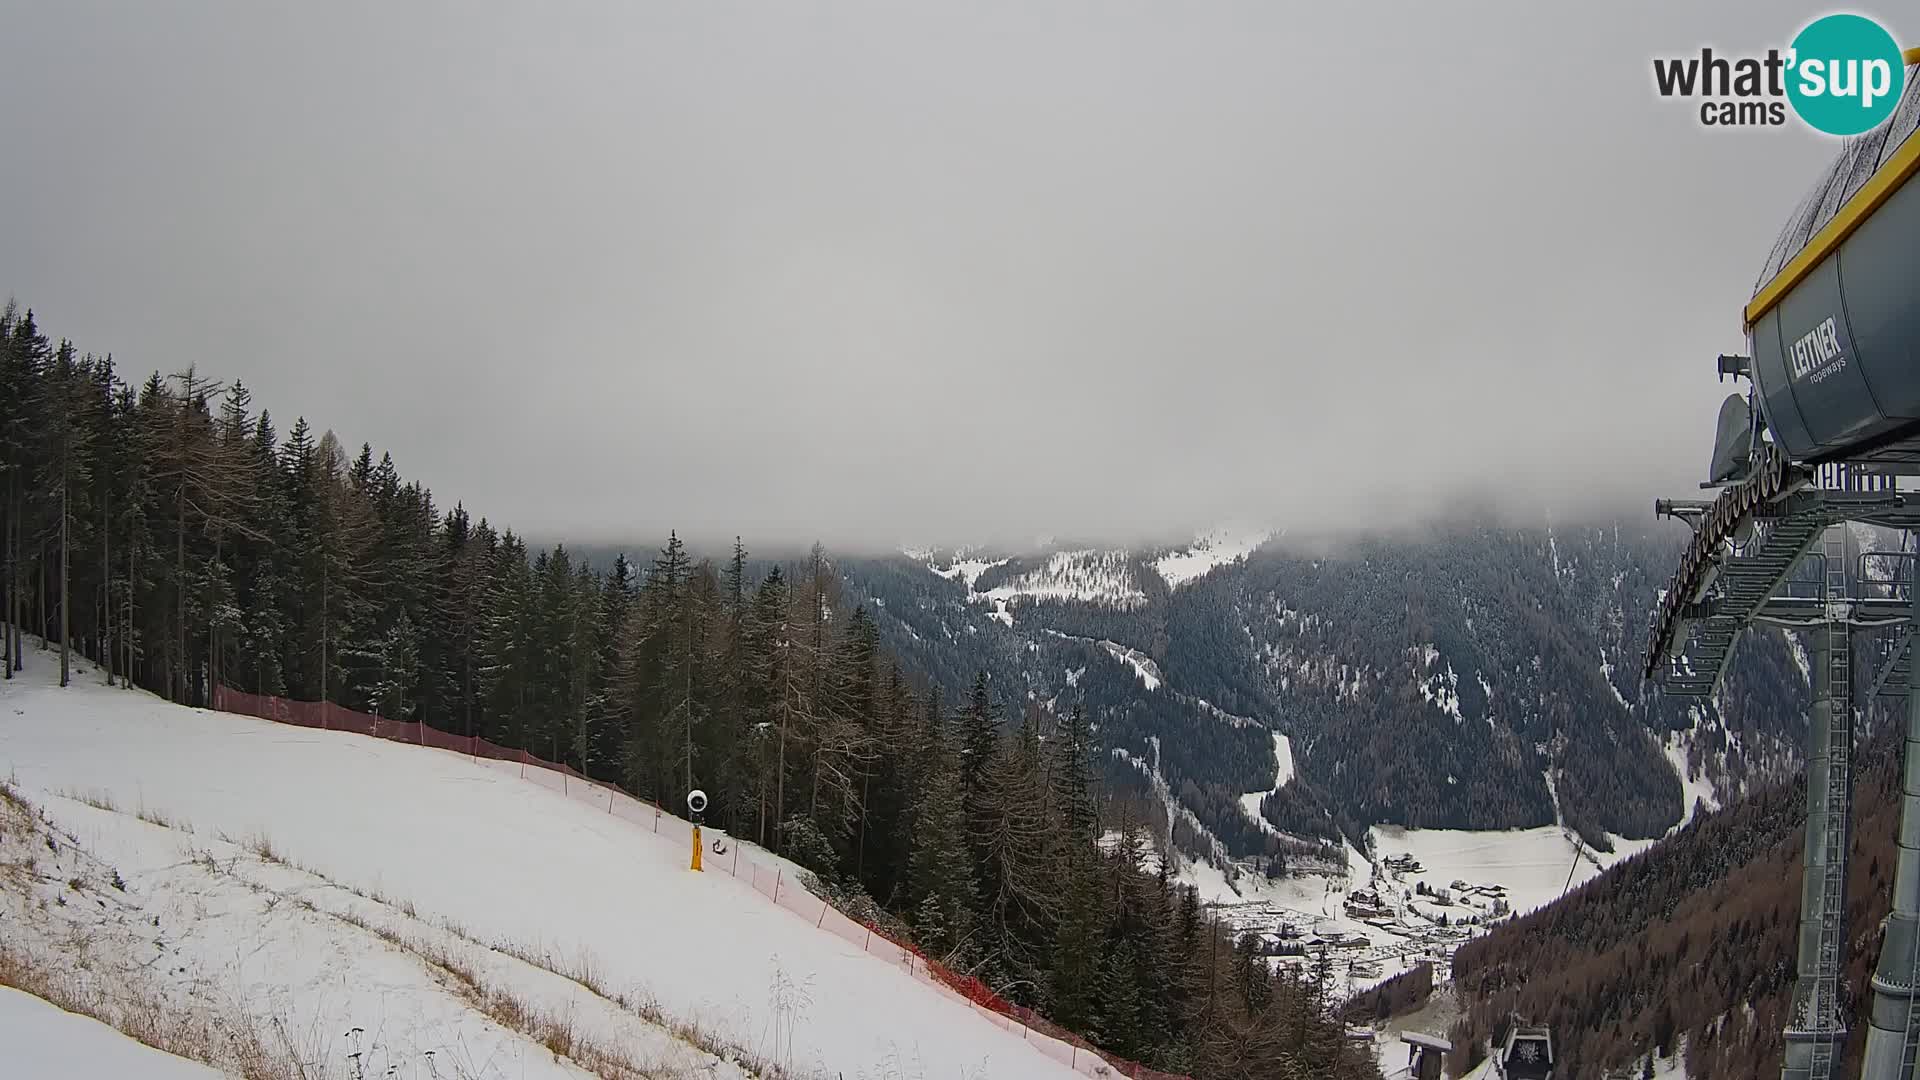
[564,559,602,773]
[1051,704,1098,848]
[583,550,635,778]
[374,610,420,719]
[907,731,975,960]
[37,341,95,686]
[958,671,999,889]
[742,564,790,846]
[1096,938,1145,1059]
[3,311,53,676]
[1048,842,1105,1031]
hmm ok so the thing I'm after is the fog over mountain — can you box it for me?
[1,1,1844,546]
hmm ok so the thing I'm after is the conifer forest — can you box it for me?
[0,302,1378,1079]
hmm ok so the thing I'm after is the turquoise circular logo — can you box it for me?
[1787,14,1906,136]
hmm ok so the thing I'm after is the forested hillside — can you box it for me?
[1182,524,1807,847]
[840,548,1349,886]
[0,303,1376,1079]
[1446,727,1904,1080]
[845,521,1820,865]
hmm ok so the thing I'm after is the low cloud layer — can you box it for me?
[1,2,1852,550]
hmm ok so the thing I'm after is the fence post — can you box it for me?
[773,869,781,902]
[731,843,740,876]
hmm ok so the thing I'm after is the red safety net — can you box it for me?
[209,685,1192,1080]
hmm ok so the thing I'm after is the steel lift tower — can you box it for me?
[1645,52,1920,1080]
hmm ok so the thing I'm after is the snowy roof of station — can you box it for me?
[1755,73,1920,294]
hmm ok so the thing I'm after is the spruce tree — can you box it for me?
[907,732,974,960]
[374,610,420,719]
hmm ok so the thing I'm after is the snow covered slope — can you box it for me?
[1152,526,1273,589]
[1,987,223,1080]
[0,657,1087,1080]
[1236,731,1294,835]
[0,775,747,1080]
[1369,824,1657,918]
[980,549,1149,608]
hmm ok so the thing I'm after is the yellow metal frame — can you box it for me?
[1745,48,1920,328]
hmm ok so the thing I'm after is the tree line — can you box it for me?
[0,304,1378,1080]
[1446,724,1903,1080]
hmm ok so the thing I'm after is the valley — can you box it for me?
[842,522,1822,878]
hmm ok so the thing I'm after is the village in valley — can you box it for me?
[1200,846,1511,997]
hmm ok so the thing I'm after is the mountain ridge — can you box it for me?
[839,520,1820,871]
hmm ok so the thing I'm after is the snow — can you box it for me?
[1,781,739,1080]
[921,550,1009,592]
[1153,526,1274,589]
[1191,698,1259,729]
[980,549,1147,608]
[1623,1035,1691,1080]
[1101,640,1163,691]
[1790,634,1812,684]
[1269,732,1297,789]
[1095,829,1164,875]
[1599,649,1632,710]
[0,987,223,1079]
[1418,659,1463,724]
[1236,731,1296,835]
[987,597,1014,627]
[1112,740,1230,870]
[0,655,1090,1080]
[1664,734,1720,830]
[1368,824,1653,919]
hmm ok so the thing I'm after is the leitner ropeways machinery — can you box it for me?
[1646,51,1920,1080]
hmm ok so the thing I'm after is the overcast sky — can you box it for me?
[0,2,1878,550]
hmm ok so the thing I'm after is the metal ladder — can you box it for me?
[1809,525,1855,1080]
[1898,527,1920,1077]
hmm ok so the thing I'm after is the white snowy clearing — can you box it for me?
[1,986,222,1080]
[1175,814,1668,1027]
[925,553,1009,593]
[1236,731,1295,835]
[979,549,1147,608]
[1100,640,1164,691]
[1152,526,1274,589]
[0,652,1094,1080]
[1368,824,1657,919]
[1663,733,1721,832]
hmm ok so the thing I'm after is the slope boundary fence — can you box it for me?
[209,686,1189,1080]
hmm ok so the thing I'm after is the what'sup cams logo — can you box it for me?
[1653,13,1908,135]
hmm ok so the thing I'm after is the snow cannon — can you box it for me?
[1736,57,1920,474]
[687,789,708,872]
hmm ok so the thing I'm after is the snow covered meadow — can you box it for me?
[0,652,1093,1079]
